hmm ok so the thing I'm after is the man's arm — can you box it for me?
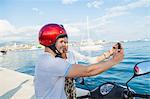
[92,43,121,63]
[94,49,113,63]
[72,49,113,64]
[73,44,118,64]
[67,48,124,78]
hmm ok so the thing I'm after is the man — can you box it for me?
[34,23,124,99]
[63,40,118,99]
[64,47,117,99]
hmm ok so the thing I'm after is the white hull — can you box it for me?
[80,45,103,51]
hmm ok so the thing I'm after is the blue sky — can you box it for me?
[0,0,149,43]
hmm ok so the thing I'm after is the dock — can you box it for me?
[0,67,35,99]
[0,67,89,99]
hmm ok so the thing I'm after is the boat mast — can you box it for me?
[87,16,91,56]
[87,16,90,41]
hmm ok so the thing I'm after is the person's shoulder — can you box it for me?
[40,52,51,58]
[38,52,55,62]
[68,50,74,55]
[67,50,76,59]
[68,49,76,55]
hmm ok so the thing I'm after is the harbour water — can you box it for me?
[0,40,150,94]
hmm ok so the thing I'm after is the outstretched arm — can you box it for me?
[95,43,120,63]
[74,43,118,64]
[67,48,124,78]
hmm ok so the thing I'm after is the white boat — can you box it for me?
[0,50,7,56]
[80,39,103,51]
[0,52,3,56]
[79,17,103,51]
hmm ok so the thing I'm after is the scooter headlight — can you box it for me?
[100,83,114,95]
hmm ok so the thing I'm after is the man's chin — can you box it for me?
[60,50,66,54]
[62,49,68,53]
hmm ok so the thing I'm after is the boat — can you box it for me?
[79,16,103,51]
[80,39,103,51]
[0,50,7,55]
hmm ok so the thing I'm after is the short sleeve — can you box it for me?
[53,58,72,77]
[37,55,72,77]
[67,51,78,64]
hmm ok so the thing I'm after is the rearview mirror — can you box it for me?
[134,60,150,75]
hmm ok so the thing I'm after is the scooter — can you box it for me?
[76,60,150,99]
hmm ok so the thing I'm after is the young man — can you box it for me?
[34,23,124,99]
[63,40,118,99]
[62,40,116,99]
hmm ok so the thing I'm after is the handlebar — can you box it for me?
[124,90,150,99]
[132,93,150,98]
[76,91,150,99]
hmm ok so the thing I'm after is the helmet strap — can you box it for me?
[48,34,68,58]
[48,44,62,58]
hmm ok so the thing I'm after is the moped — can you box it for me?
[76,60,150,99]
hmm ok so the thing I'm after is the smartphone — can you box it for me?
[117,42,121,49]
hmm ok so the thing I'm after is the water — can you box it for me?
[0,41,150,94]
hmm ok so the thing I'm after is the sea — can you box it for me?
[0,40,150,95]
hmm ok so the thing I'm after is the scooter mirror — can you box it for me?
[134,60,150,75]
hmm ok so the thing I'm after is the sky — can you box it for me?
[0,0,150,44]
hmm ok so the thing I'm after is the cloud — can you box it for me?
[64,0,150,41]
[123,0,132,2]
[0,20,16,35]
[62,0,104,8]
[1,0,149,42]
[32,7,43,15]
[0,19,40,42]
[32,8,38,12]
[0,19,83,42]
[90,0,150,29]
[107,0,150,13]
[17,26,39,34]
[87,0,104,8]
[64,24,81,37]
[62,0,78,5]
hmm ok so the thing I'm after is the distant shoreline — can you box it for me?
[0,43,43,52]
[0,39,149,52]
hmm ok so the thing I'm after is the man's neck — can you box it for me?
[45,47,56,58]
[61,53,67,59]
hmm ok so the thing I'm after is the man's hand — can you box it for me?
[109,42,122,56]
[111,47,124,64]
[61,48,68,59]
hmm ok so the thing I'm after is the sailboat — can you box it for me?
[79,16,103,51]
[0,50,7,56]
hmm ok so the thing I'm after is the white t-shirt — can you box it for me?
[34,51,76,99]
[66,50,78,64]
[34,50,95,99]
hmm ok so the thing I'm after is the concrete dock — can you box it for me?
[0,67,35,99]
[0,67,89,99]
